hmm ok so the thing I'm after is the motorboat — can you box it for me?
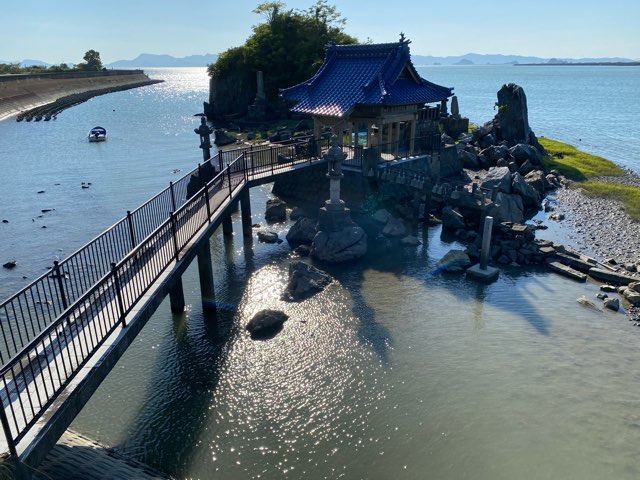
[88,126,107,142]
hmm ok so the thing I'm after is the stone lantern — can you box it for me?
[194,116,214,162]
[326,135,346,209]
[318,135,351,231]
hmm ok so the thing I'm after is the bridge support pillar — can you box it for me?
[240,189,252,237]
[197,239,217,314]
[222,215,233,236]
[169,277,185,313]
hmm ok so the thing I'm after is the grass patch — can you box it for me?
[539,137,624,180]
[580,182,640,221]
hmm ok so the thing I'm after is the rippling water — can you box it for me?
[1,67,640,479]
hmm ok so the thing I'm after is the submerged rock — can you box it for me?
[286,217,317,245]
[257,231,279,243]
[435,250,471,273]
[3,261,17,269]
[246,309,289,338]
[282,261,332,301]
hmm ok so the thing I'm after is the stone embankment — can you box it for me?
[0,71,163,121]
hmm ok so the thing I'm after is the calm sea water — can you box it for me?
[1,66,640,479]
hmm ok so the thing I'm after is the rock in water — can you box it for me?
[576,295,601,311]
[286,217,317,245]
[311,225,367,263]
[3,261,17,269]
[246,309,289,338]
[435,250,471,273]
[257,231,279,243]
[282,261,332,301]
[265,198,287,222]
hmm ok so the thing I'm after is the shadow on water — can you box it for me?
[115,235,260,476]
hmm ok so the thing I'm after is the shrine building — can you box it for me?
[280,34,454,155]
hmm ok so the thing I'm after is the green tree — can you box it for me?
[207,1,356,110]
[78,49,103,71]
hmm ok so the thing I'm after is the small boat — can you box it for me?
[88,126,107,142]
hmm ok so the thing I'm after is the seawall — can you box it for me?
[0,70,160,121]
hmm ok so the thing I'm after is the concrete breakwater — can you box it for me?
[0,71,163,121]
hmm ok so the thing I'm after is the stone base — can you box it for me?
[466,263,500,283]
[442,116,469,139]
[318,202,352,231]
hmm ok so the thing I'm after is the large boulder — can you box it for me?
[487,192,524,223]
[265,198,287,222]
[311,225,367,263]
[494,83,530,144]
[509,143,542,165]
[257,231,279,243]
[459,150,480,169]
[481,166,512,194]
[246,309,289,338]
[441,206,466,230]
[480,144,509,163]
[524,170,547,194]
[281,261,332,301]
[214,129,237,146]
[286,217,317,245]
[512,172,540,208]
[435,250,472,273]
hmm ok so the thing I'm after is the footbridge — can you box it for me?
[0,133,440,472]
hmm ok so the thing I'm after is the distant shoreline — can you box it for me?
[516,62,640,67]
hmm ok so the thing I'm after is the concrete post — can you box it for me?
[169,277,185,313]
[240,188,252,237]
[479,216,493,269]
[222,215,233,235]
[197,239,216,314]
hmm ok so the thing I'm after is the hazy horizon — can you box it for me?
[2,0,639,64]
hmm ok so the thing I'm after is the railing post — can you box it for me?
[53,261,68,310]
[111,263,127,327]
[169,181,177,212]
[170,212,180,260]
[204,183,212,221]
[198,163,205,190]
[243,151,248,182]
[0,406,17,457]
[270,146,275,175]
[126,210,136,249]
[227,165,233,195]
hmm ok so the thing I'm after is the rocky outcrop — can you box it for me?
[311,224,367,263]
[281,261,332,301]
[246,309,289,338]
[442,206,466,230]
[494,83,530,144]
[257,231,279,243]
[481,166,512,193]
[486,192,524,224]
[214,129,237,146]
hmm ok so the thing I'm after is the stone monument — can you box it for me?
[247,71,268,121]
[311,136,367,263]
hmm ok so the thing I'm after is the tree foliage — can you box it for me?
[207,1,357,102]
[78,49,103,71]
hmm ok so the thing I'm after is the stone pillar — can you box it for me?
[197,239,216,314]
[222,215,233,235]
[440,99,448,116]
[256,71,265,103]
[169,277,185,313]
[240,188,252,237]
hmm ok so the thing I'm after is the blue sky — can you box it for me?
[2,0,639,63]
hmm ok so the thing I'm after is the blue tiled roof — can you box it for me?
[280,37,453,118]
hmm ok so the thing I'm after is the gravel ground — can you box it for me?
[549,170,640,322]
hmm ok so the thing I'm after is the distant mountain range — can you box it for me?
[105,53,218,68]
[411,53,637,65]
[3,52,638,69]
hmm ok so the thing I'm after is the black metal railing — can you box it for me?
[0,135,325,455]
